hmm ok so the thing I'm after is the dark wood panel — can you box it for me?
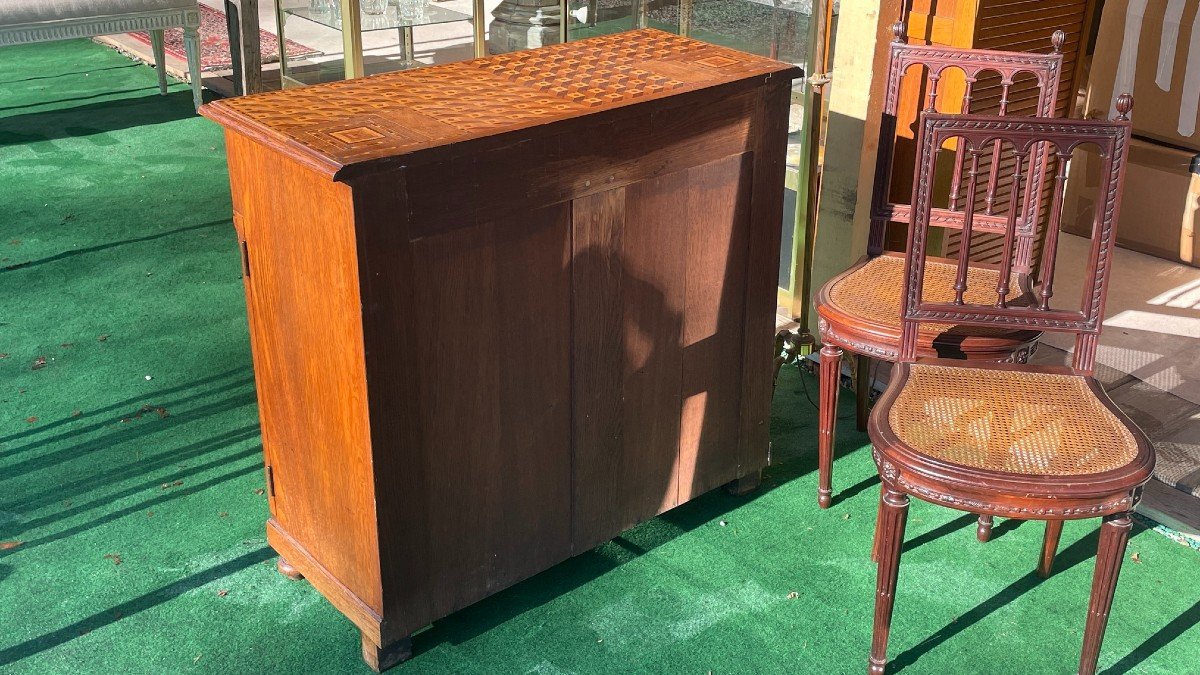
[678,153,753,499]
[402,89,757,242]
[620,167,688,519]
[571,188,628,550]
[410,204,573,620]
[737,81,792,476]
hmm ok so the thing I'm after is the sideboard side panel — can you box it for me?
[360,194,575,631]
[572,181,689,550]
[224,133,383,613]
[737,80,794,475]
[677,152,753,501]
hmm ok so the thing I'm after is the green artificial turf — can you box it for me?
[1,39,1198,675]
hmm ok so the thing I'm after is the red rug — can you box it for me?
[128,4,319,72]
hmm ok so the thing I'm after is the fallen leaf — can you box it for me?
[254,488,265,496]
[25,416,37,424]
[31,356,46,370]
[786,591,799,600]
[216,589,229,597]
[0,353,8,359]
[154,407,169,419]
[60,342,74,349]
[219,512,229,518]
[1131,552,1141,563]
[104,553,122,566]
[146,511,154,518]
[71,410,82,417]
[97,334,109,342]
[160,480,183,490]
[0,540,23,550]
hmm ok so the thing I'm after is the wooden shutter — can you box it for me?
[943,0,1090,264]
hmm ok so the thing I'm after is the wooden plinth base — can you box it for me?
[725,469,763,496]
[362,633,413,672]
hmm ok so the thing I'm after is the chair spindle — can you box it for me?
[954,148,983,305]
[1036,151,1072,310]
[996,149,1028,307]
[948,77,977,212]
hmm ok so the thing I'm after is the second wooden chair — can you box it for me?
[813,23,1064,545]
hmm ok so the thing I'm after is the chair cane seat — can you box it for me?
[816,253,1038,360]
[884,362,1142,477]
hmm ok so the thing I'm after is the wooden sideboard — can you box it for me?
[201,29,800,671]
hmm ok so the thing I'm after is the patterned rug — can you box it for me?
[127,4,319,72]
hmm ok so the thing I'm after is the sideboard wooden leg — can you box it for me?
[362,633,413,673]
[276,557,304,581]
[725,469,762,496]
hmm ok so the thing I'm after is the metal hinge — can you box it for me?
[265,465,275,498]
[239,240,251,279]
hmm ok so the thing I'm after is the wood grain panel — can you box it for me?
[224,132,382,613]
[571,188,628,551]
[737,81,792,477]
[410,204,573,620]
[678,153,753,500]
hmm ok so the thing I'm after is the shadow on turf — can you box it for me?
[0,219,230,275]
[0,368,250,449]
[1102,599,1200,674]
[0,546,274,667]
[0,64,140,86]
[889,524,1188,673]
[0,88,202,145]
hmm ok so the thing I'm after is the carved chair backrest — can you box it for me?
[869,21,1065,277]
[898,101,1134,375]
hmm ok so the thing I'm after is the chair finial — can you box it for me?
[1051,30,1065,53]
[892,20,907,43]
[1115,93,1134,121]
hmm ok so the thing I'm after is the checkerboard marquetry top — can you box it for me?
[200,29,801,177]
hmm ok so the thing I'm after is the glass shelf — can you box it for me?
[284,4,473,32]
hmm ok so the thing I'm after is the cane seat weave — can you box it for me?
[824,253,1021,335]
[887,363,1139,476]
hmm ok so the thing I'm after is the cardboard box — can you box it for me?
[1064,137,1200,266]
[1084,0,1200,150]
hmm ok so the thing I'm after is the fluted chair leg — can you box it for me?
[869,485,909,675]
[1037,520,1064,578]
[818,343,842,508]
[871,487,885,563]
[1079,513,1133,675]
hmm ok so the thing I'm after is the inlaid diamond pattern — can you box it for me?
[207,29,794,169]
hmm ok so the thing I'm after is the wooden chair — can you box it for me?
[813,23,1065,541]
[866,99,1154,675]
